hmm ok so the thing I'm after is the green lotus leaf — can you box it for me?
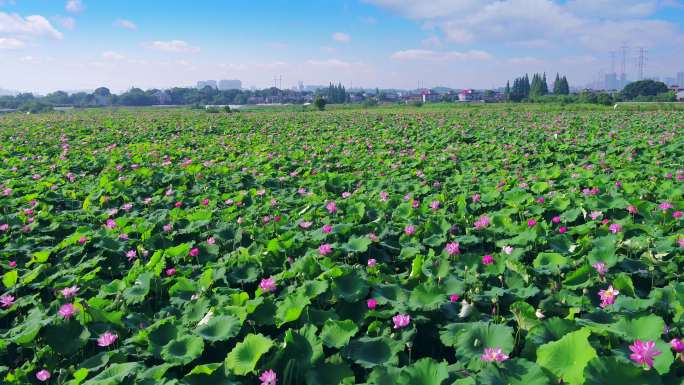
[82,362,142,385]
[536,328,597,385]
[161,335,205,365]
[195,315,242,342]
[147,320,178,356]
[583,357,662,385]
[331,270,369,302]
[477,358,550,385]
[343,336,401,368]
[408,283,446,311]
[225,333,273,375]
[342,235,371,253]
[305,362,355,385]
[321,319,359,348]
[42,319,91,355]
[440,322,514,362]
[397,358,449,385]
[123,271,153,304]
[611,315,664,341]
[275,291,310,327]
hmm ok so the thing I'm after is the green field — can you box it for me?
[1,106,684,384]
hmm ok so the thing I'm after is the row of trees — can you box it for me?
[505,73,570,102]
[324,83,350,104]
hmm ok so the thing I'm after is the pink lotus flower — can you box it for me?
[36,370,51,382]
[367,259,377,267]
[552,216,561,224]
[202,198,210,206]
[189,248,199,257]
[342,192,351,199]
[0,223,8,232]
[404,225,416,236]
[592,262,607,277]
[369,232,378,242]
[670,338,684,353]
[259,277,277,293]
[472,194,481,202]
[673,211,683,219]
[436,240,458,256]
[319,243,333,255]
[380,191,389,201]
[559,226,568,234]
[207,237,216,245]
[126,249,137,261]
[367,298,377,309]
[629,340,661,368]
[598,285,619,308]
[615,180,622,188]
[58,303,78,319]
[322,224,333,233]
[430,200,440,210]
[165,268,176,276]
[502,246,513,255]
[163,224,173,232]
[609,223,622,233]
[527,219,537,227]
[78,236,88,244]
[536,197,545,203]
[482,255,494,265]
[474,215,490,229]
[481,347,509,362]
[326,201,337,213]
[660,202,673,211]
[299,221,313,230]
[259,369,277,385]
[412,199,420,208]
[590,211,603,220]
[174,201,183,208]
[60,286,80,299]
[8,261,17,268]
[627,205,638,215]
[105,219,117,229]
[450,294,460,303]
[679,238,684,248]
[392,314,410,329]
[0,294,15,308]
[97,331,118,347]
[262,216,271,224]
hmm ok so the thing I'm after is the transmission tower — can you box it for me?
[636,48,646,81]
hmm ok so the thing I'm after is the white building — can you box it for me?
[197,80,218,89]
[218,79,242,90]
[677,90,684,102]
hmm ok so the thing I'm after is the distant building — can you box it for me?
[197,80,218,89]
[677,90,684,101]
[218,79,242,90]
[678,72,684,89]
[421,90,441,103]
[458,89,475,102]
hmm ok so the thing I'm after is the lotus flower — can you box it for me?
[326,201,337,213]
[670,338,684,353]
[36,370,51,382]
[189,248,199,257]
[319,243,333,255]
[629,340,661,368]
[445,242,460,255]
[0,294,15,308]
[404,225,416,236]
[392,314,410,329]
[58,303,78,319]
[259,369,277,385]
[482,254,494,265]
[259,277,277,293]
[97,332,118,347]
[481,347,509,362]
[367,259,377,267]
[60,285,80,299]
[598,285,619,308]
[592,262,607,277]
[367,298,377,309]
[449,294,460,303]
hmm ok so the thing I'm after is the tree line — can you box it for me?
[505,73,569,102]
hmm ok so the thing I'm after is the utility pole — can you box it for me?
[636,47,646,81]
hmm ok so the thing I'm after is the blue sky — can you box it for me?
[1,0,683,93]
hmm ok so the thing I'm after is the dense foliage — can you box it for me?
[1,108,684,385]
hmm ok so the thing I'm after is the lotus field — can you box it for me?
[2,107,684,385]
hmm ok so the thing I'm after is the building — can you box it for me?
[677,90,684,102]
[421,90,441,103]
[196,80,217,89]
[458,89,475,102]
[678,72,684,89]
[218,79,242,90]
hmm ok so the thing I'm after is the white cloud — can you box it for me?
[366,0,684,50]
[53,15,75,30]
[306,58,353,68]
[101,51,125,60]
[0,12,63,39]
[332,32,351,42]
[0,37,24,49]
[507,56,544,65]
[65,0,84,13]
[391,49,492,61]
[147,40,200,53]
[113,19,137,30]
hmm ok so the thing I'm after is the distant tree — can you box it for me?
[93,87,111,97]
[541,73,549,95]
[504,81,510,101]
[559,76,570,95]
[314,95,326,111]
[621,80,668,100]
[553,73,562,94]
